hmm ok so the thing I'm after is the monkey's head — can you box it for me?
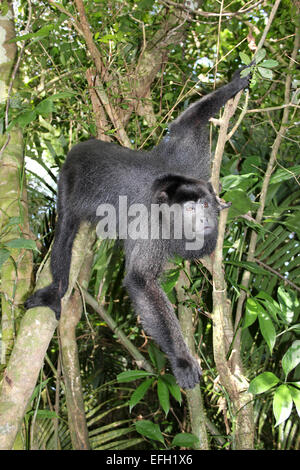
[151,175,230,259]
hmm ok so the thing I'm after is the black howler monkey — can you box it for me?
[25,68,250,389]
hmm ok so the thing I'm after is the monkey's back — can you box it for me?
[58,139,160,222]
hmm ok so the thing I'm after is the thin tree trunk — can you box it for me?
[0,223,92,449]
[0,3,33,364]
[58,227,95,450]
[210,94,255,449]
[233,25,300,354]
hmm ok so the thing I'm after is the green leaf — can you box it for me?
[4,216,22,227]
[240,67,251,78]
[248,372,280,395]
[161,268,180,294]
[282,341,300,378]
[277,286,298,324]
[171,433,199,448]
[239,52,251,65]
[257,307,276,354]
[157,377,170,416]
[8,24,55,43]
[255,48,266,64]
[29,379,51,402]
[261,59,278,68]
[161,374,182,404]
[256,291,281,323]
[148,343,166,371]
[243,298,259,329]
[135,420,164,443]
[0,249,10,270]
[16,110,37,128]
[288,383,300,417]
[225,261,267,276]
[129,378,154,411]
[27,410,59,419]
[270,165,300,185]
[4,238,37,251]
[36,99,56,115]
[117,370,154,383]
[257,67,273,79]
[221,173,258,192]
[47,91,77,101]
[273,384,293,427]
[225,189,258,216]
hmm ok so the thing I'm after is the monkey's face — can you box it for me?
[164,179,229,259]
[151,175,230,259]
[182,180,231,237]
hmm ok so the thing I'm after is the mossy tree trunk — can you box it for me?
[0,4,33,363]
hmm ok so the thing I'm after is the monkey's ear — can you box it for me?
[154,190,169,204]
[151,174,186,204]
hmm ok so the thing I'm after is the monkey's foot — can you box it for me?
[24,284,61,320]
[171,354,202,389]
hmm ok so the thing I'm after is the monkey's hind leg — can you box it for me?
[124,268,202,389]
[25,213,80,320]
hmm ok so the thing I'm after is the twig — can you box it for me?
[253,258,300,293]
[0,0,32,160]
[256,0,281,51]
[82,289,155,374]
[247,103,299,113]
[160,0,264,18]
[214,0,224,89]
[226,89,249,141]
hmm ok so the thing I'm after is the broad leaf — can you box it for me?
[117,370,153,383]
[135,420,164,443]
[36,99,56,115]
[243,298,259,329]
[16,110,37,128]
[0,249,10,270]
[161,374,182,404]
[239,52,251,65]
[148,343,166,371]
[282,341,300,378]
[261,59,278,68]
[277,286,298,324]
[273,385,293,427]
[129,378,154,411]
[4,238,37,251]
[288,383,300,417]
[240,67,251,78]
[171,433,199,448]
[255,48,266,64]
[157,377,170,416]
[257,308,276,354]
[248,372,279,395]
[258,66,273,79]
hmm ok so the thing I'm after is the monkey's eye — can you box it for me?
[196,199,209,208]
[184,201,196,212]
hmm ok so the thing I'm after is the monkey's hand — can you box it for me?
[232,62,254,90]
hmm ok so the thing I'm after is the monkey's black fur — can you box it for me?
[25,69,250,389]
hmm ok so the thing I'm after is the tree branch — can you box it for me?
[82,289,155,374]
